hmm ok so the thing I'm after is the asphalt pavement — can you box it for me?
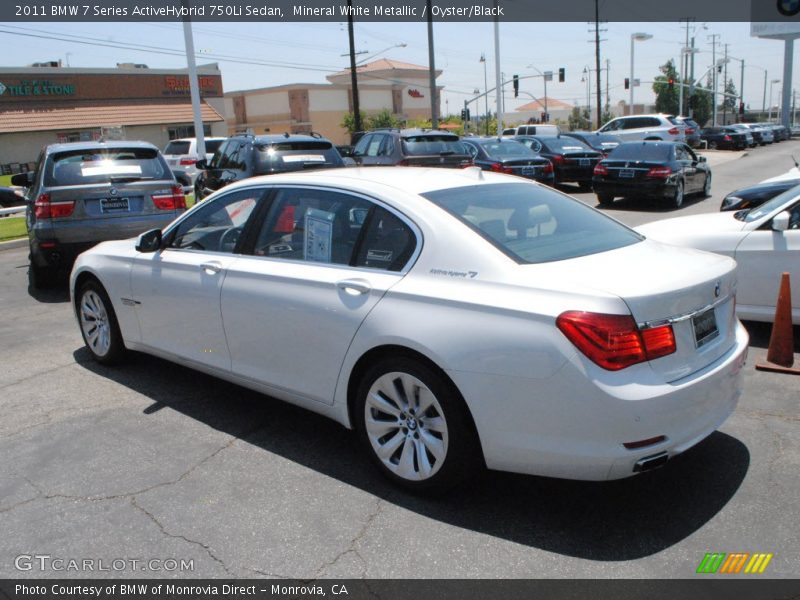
[1,141,799,579]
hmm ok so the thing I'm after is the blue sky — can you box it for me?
[1,21,797,115]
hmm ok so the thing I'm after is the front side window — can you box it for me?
[422,182,642,264]
[207,140,229,169]
[168,189,263,253]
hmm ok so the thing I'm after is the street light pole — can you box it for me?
[480,53,488,135]
[769,79,780,122]
[630,32,652,116]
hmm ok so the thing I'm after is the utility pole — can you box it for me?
[723,43,729,125]
[739,57,745,122]
[181,2,205,159]
[763,70,767,118]
[493,0,502,136]
[679,18,693,117]
[426,0,438,128]
[708,33,720,126]
[346,0,362,139]
[605,58,610,112]
[593,0,602,129]
[689,35,696,117]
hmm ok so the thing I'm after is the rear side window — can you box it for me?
[45,148,170,186]
[422,182,642,264]
[164,141,191,155]
[401,135,466,156]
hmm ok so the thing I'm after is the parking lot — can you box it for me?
[1,141,799,579]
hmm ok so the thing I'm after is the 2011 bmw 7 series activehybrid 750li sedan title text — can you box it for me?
[71,167,748,494]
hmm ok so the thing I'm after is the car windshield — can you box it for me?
[607,143,671,161]
[402,136,466,156]
[421,182,642,264]
[45,148,170,186]
[164,141,190,155]
[742,183,800,222]
[479,141,537,158]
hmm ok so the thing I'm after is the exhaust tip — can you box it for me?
[633,451,669,473]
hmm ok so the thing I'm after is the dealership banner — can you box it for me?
[2,580,800,600]
[1,0,800,22]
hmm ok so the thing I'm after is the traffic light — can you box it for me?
[461,108,466,120]
[668,77,675,89]
[513,74,519,98]
[624,77,630,90]
[739,102,745,115]
[558,67,565,83]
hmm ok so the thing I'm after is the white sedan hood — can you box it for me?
[635,212,747,242]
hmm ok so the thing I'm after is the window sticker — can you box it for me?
[282,154,326,163]
[81,164,142,177]
[304,208,335,263]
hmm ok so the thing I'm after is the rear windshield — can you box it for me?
[205,139,224,154]
[542,138,592,152]
[401,135,466,156]
[478,141,537,158]
[607,143,672,161]
[45,148,170,186]
[422,182,642,264]
[254,141,342,169]
[164,141,191,155]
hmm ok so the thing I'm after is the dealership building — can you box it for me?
[0,63,226,173]
[224,59,442,144]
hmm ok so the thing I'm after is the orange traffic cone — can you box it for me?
[755,272,800,375]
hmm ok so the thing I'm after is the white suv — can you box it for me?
[596,114,686,142]
[163,137,227,184]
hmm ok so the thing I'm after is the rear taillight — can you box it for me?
[179,158,197,166]
[685,128,695,134]
[551,154,565,165]
[593,163,609,176]
[556,311,676,371]
[151,185,186,210]
[646,166,672,179]
[723,134,732,141]
[34,193,74,219]
[542,162,554,173]
[489,163,514,174]
[668,127,680,135]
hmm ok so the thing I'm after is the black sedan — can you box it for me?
[559,131,621,156]
[592,141,711,209]
[461,138,554,185]
[516,135,602,189]
[700,127,749,150]
[720,179,800,211]
[0,186,25,208]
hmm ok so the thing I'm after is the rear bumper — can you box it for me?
[555,166,596,183]
[450,321,749,481]
[593,178,676,199]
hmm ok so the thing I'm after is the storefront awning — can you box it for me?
[0,99,224,134]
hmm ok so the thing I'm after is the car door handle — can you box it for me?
[200,261,223,274]
[337,278,371,295]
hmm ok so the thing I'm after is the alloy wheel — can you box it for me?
[80,290,112,357]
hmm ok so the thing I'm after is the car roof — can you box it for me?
[169,137,227,143]
[45,140,159,153]
[243,134,333,143]
[218,166,512,197]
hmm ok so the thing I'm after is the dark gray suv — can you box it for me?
[13,141,185,287]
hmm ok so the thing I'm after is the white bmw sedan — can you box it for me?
[637,185,800,325]
[71,167,748,493]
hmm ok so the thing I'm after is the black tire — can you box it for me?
[597,194,614,206]
[355,356,481,495]
[76,279,126,365]
[672,180,685,209]
[702,172,712,197]
[708,141,718,150]
[578,182,593,192]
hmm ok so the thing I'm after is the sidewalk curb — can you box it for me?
[0,238,27,251]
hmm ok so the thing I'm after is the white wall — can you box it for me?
[309,89,349,112]
[245,92,290,118]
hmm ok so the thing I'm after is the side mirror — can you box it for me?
[195,159,208,170]
[11,171,33,186]
[697,156,707,163]
[772,211,790,232]
[135,229,163,253]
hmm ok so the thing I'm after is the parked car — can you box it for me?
[560,131,622,156]
[460,137,554,185]
[720,180,800,211]
[163,137,226,185]
[516,135,602,189]
[638,185,800,324]
[727,124,756,148]
[699,127,750,150]
[350,128,472,169]
[592,141,711,208]
[195,133,345,200]
[502,124,560,137]
[71,166,748,493]
[675,117,702,148]
[0,186,25,208]
[596,114,686,142]
[12,141,185,287]
[767,124,790,141]
[738,123,771,146]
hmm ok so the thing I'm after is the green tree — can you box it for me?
[653,59,679,115]
[340,111,367,135]
[367,108,401,130]
[600,103,615,128]
[720,78,738,113]
[686,76,713,127]
[567,106,591,131]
